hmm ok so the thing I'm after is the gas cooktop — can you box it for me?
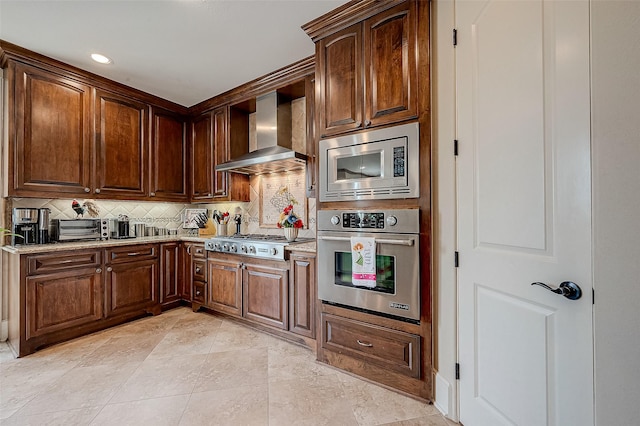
[204,234,313,260]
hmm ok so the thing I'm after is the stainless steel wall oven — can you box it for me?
[317,209,420,322]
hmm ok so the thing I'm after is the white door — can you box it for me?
[456,1,593,425]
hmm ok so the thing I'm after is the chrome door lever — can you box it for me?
[531,281,582,300]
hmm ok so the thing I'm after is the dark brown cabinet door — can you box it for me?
[317,24,363,138]
[212,107,229,198]
[243,263,289,330]
[95,89,148,198]
[25,266,103,340]
[289,254,316,338]
[364,1,418,127]
[159,242,182,307]
[11,62,92,196]
[150,108,188,201]
[190,112,214,200]
[206,257,243,316]
[105,259,158,318]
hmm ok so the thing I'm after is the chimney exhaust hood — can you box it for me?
[215,91,307,175]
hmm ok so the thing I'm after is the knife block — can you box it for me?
[198,218,216,236]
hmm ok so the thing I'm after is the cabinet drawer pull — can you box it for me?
[107,267,113,272]
[150,192,156,197]
[186,246,192,255]
[356,339,373,348]
[96,268,102,273]
[127,252,141,256]
[59,259,74,263]
[195,248,203,254]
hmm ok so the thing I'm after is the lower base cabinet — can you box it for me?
[105,260,158,318]
[159,242,182,307]
[289,253,316,338]
[243,263,288,329]
[206,257,243,316]
[25,266,103,340]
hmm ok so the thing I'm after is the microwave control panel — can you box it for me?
[342,212,385,229]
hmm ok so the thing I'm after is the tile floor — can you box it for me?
[0,308,456,425]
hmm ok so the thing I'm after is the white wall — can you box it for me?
[591,1,640,424]
[431,0,458,421]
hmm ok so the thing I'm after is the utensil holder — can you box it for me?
[215,223,227,236]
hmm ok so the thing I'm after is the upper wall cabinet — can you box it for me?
[150,107,188,201]
[190,107,249,203]
[9,62,93,197]
[310,0,418,138]
[94,89,148,199]
[2,42,188,201]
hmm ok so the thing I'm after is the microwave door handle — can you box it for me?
[317,236,414,247]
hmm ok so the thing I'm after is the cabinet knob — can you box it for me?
[150,192,156,197]
[95,188,101,194]
[354,121,361,127]
[84,187,91,193]
[107,267,113,272]
[195,267,202,274]
[96,268,102,273]
[195,290,201,296]
[364,120,371,127]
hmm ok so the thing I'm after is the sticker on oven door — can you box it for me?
[389,302,410,311]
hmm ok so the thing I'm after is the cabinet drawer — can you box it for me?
[193,259,206,281]
[321,313,420,378]
[107,244,157,263]
[27,250,102,275]
[193,280,205,303]
[186,243,206,259]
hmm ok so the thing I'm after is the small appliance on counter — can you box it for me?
[51,218,103,242]
[109,215,134,239]
[37,208,50,244]
[11,208,39,245]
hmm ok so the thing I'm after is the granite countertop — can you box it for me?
[2,235,316,255]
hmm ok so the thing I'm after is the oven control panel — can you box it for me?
[342,212,385,229]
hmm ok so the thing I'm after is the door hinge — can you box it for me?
[454,139,459,156]
[453,29,458,46]
[455,363,460,380]
[593,288,595,304]
[454,251,459,268]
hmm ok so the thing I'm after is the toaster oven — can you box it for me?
[51,219,108,242]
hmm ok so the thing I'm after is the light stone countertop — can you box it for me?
[2,235,316,255]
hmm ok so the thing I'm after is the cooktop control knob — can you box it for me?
[270,247,278,256]
[214,243,221,251]
[240,245,247,253]
[230,244,237,253]
[222,244,229,252]
[248,246,256,253]
[386,216,398,226]
[330,215,340,225]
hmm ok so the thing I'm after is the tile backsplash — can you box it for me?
[8,171,315,239]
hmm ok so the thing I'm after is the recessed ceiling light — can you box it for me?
[91,53,112,64]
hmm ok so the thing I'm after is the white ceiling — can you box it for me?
[0,0,346,107]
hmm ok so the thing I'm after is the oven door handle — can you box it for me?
[317,236,415,246]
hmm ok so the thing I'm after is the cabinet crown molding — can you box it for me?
[302,0,406,42]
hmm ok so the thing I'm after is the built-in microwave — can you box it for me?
[318,122,420,201]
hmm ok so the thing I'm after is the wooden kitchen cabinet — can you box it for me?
[206,256,243,317]
[105,244,159,318]
[289,253,316,338]
[94,89,148,198]
[190,107,249,202]
[243,263,289,330]
[312,0,418,138]
[8,61,93,197]
[183,242,206,310]
[150,108,188,201]
[159,242,183,308]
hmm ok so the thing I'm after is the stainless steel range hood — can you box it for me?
[215,91,307,175]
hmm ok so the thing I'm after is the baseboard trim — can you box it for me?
[1,319,8,342]
[434,372,454,419]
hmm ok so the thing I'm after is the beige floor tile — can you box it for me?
[339,374,439,426]
[0,343,16,363]
[379,414,454,426]
[0,365,71,413]
[15,362,140,415]
[147,327,217,359]
[194,347,268,393]
[90,394,189,426]
[179,385,269,426]
[208,321,274,353]
[77,333,164,367]
[109,354,207,403]
[2,406,102,425]
[268,374,359,426]
[268,351,335,383]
